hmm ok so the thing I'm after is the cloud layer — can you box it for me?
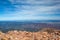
[0,0,60,20]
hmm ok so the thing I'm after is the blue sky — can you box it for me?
[0,0,60,21]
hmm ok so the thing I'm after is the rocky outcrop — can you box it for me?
[0,28,60,40]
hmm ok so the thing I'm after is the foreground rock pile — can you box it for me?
[0,28,60,40]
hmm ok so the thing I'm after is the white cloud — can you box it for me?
[0,15,60,21]
[8,0,60,14]
[8,0,60,12]
[9,0,60,4]
[0,0,60,20]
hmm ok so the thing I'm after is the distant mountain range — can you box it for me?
[0,20,60,23]
[0,20,60,32]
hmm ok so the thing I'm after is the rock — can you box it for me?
[0,28,60,40]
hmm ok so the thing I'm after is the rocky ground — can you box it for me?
[0,28,60,40]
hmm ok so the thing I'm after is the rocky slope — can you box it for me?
[0,28,60,40]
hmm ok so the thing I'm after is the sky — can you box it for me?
[0,0,60,21]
